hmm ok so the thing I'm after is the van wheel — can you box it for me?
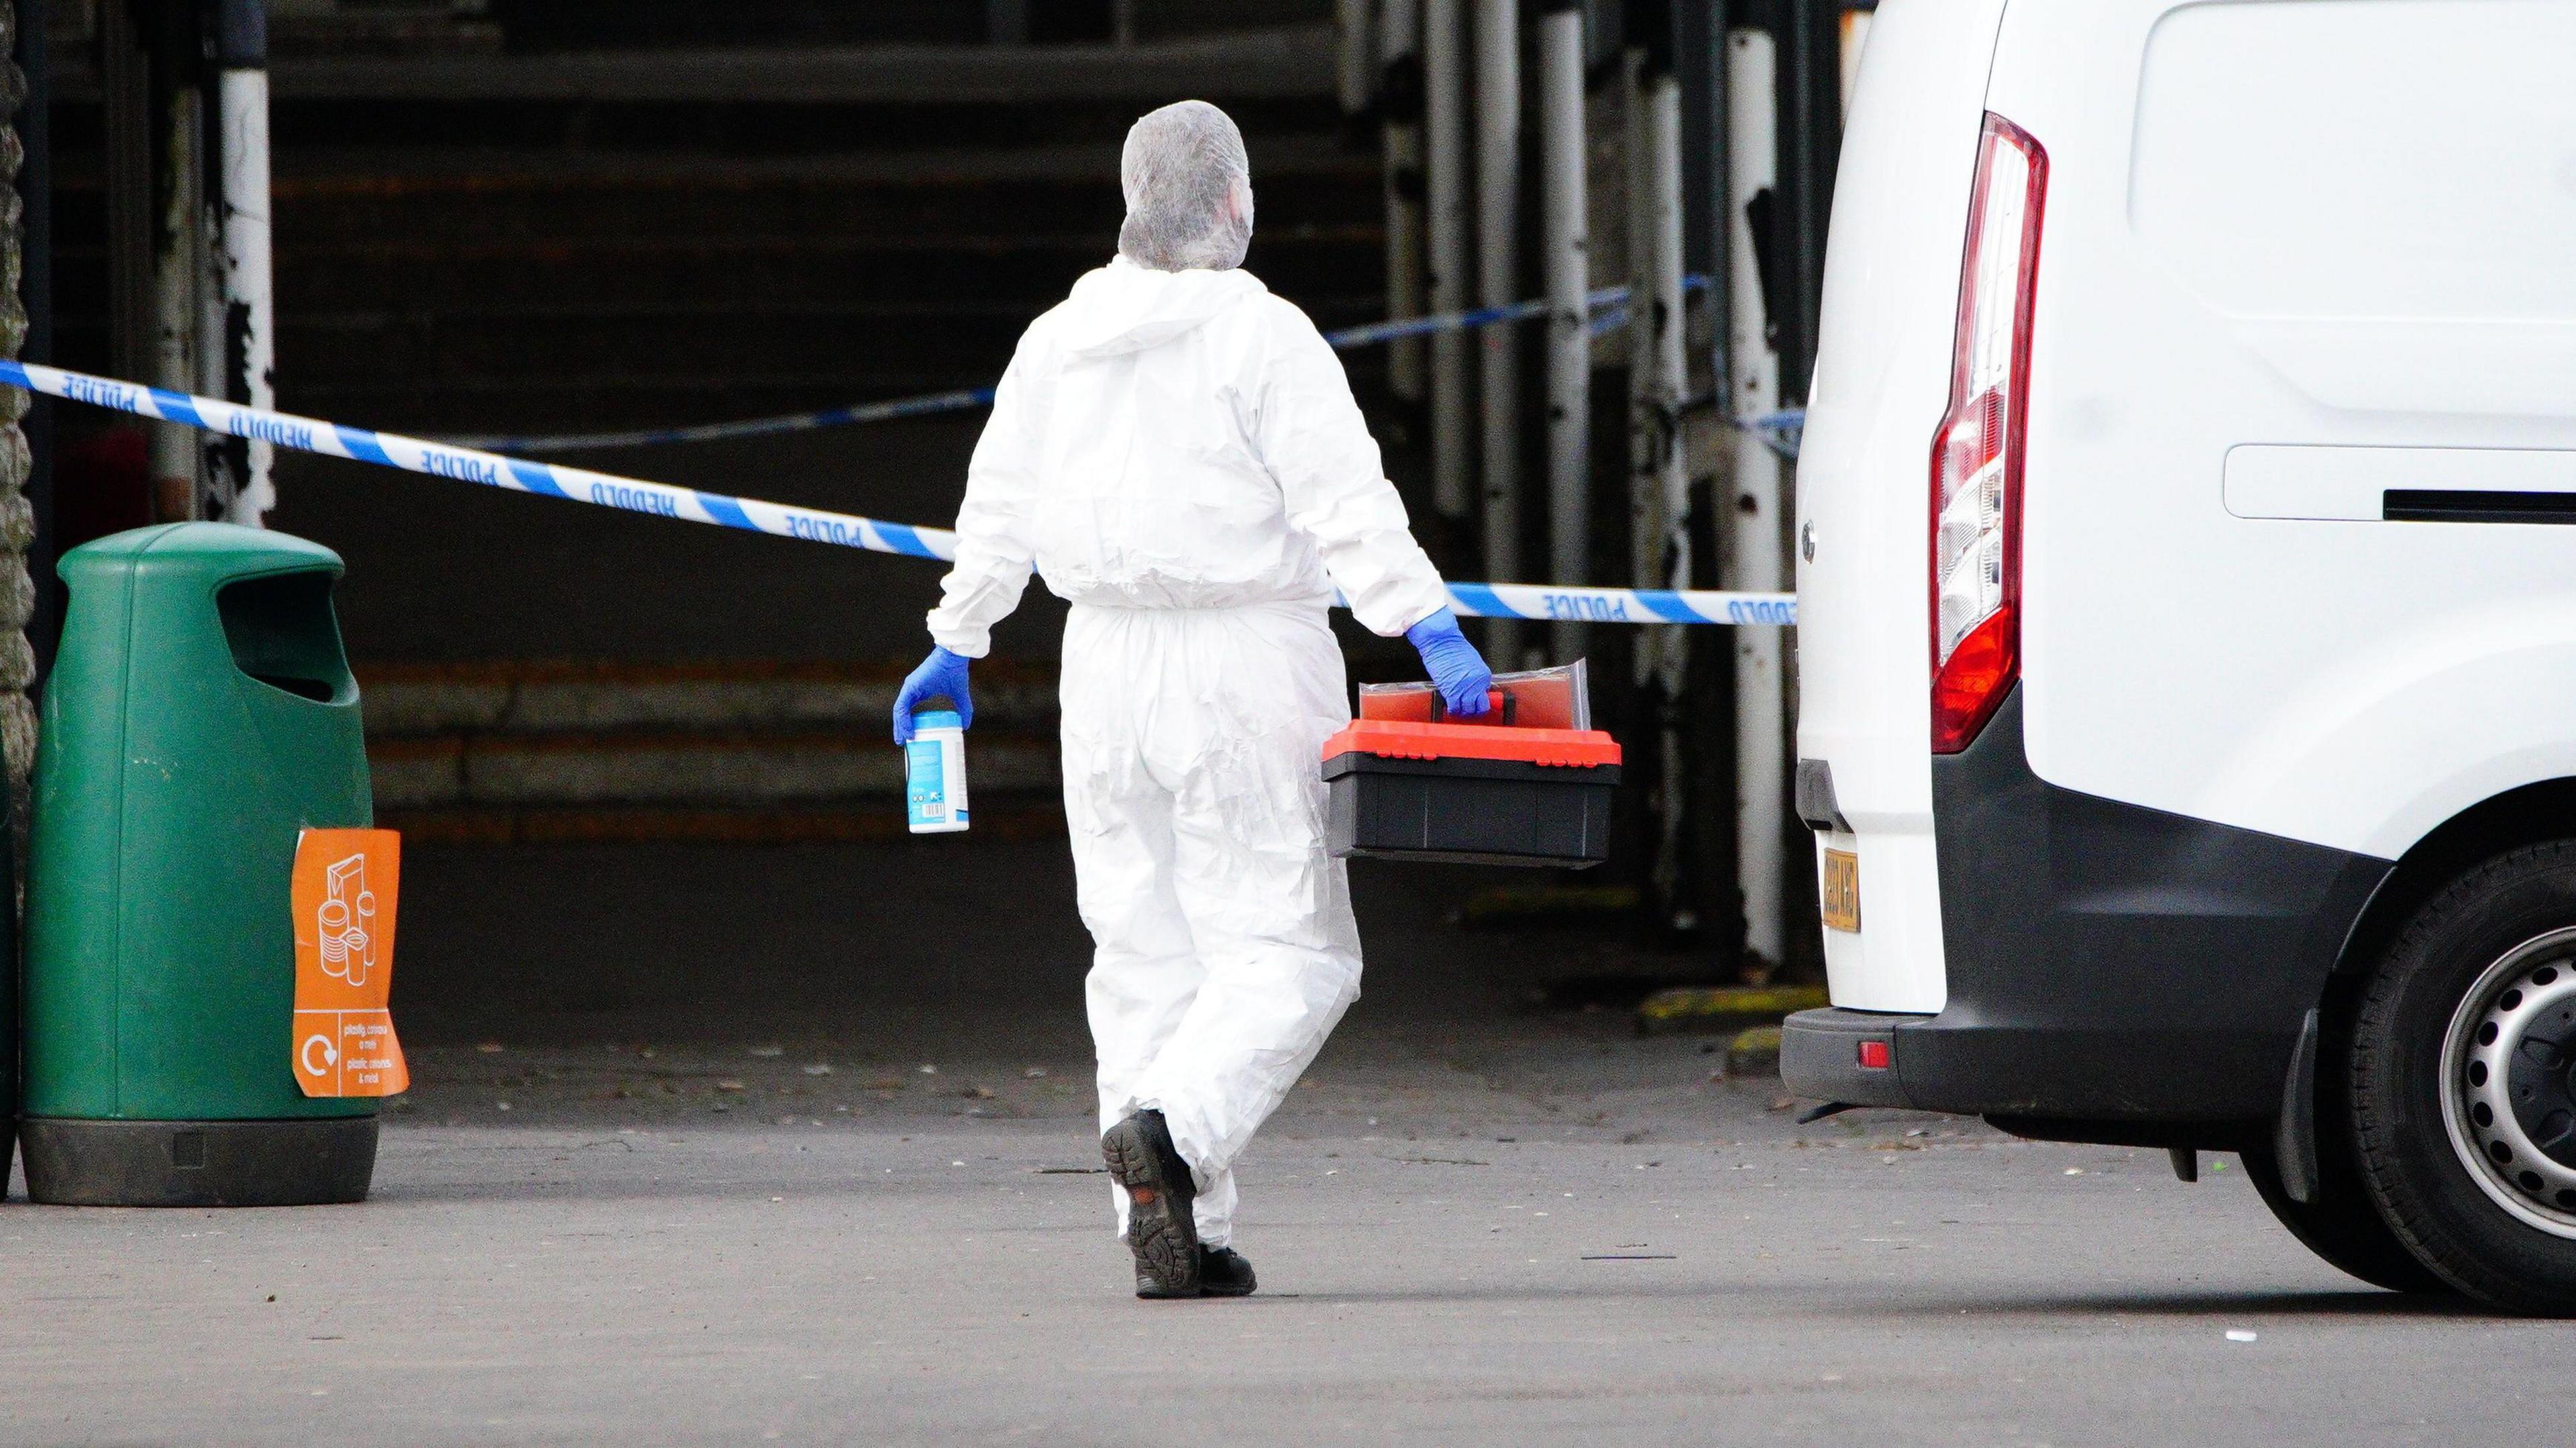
[2239,1138,2447,1294]
[2351,842,2576,1315]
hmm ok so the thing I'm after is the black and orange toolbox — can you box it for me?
[1322,664,1621,868]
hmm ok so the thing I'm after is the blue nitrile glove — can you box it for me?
[1405,608,1494,718]
[892,646,974,745]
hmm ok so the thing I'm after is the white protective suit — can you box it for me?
[925,256,1452,1246]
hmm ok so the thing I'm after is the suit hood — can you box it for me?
[1057,256,1269,358]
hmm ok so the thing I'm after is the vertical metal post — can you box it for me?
[1625,43,1653,624]
[101,0,152,383]
[1643,58,1688,636]
[1424,0,1472,520]
[149,11,204,524]
[1726,23,1784,971]
[1628,36,1690,911]
[1782,0,1835,400]
[1337,0,1376,117]
[1537,1,1587,661]
[1474,0,1521,665]
[211,0,274,526]
[1381,0,1428,403]
[1623,56,1688,643]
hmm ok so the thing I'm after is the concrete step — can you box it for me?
[251,142,1381,431]
[360,660,1056,736]
[267,148,1378,247]
[264,27,1341,106]
[361,661,1063,822]
[276,233,1380,316]
[370,728,1061,810]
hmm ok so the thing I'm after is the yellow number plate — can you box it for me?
[1821,848,1861,933]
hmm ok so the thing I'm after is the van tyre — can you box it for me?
[2239,1137,2447,1295]
[2351,842,2576,1315]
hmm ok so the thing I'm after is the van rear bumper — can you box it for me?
[1781,1006,2315,1125]
[1779,1007,1921,1109]
[1783,687,2391,1125]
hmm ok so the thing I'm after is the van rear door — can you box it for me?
[1792,0,2008,1013]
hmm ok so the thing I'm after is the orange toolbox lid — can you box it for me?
[1322,718,1622,769]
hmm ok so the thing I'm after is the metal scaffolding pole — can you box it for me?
[1474,0,1521,665]
[1538,1,1588,662]
[99,0,150,386]
[1627,40,1691,908]
[211,0,274,525]
[1381,0,1428,404]
[1424,0,1472,520]
[1337,0,1377,117]
[1726,23,1785,970]
[148,13,203,524]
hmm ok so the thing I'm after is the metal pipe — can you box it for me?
[149,80,202,523]
[1627,6,1697,920]
[100,0,150,384]
[1638,52,1693,920]
[1622,50,1654,620]
[212,0,274,526]
[1381,0,1428,403]
[1474,0,1521,665]
[1627,60,1688,661]
[1424,0,1471,520]
[1785,0,1825,398]
[1337,0,1375,116]
[1538,1,1588,663]
[1725,23,1785,972]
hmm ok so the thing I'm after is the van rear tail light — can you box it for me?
[1930,114,2047,755]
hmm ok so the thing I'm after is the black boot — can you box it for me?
[1102,1110,1200,1298]
[1197,1245,1257,1298]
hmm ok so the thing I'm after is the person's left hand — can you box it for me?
[892,646,974,745]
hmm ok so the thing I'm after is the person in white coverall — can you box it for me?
[893,99,1496,1300]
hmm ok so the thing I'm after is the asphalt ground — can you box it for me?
[0,841,2551,1445]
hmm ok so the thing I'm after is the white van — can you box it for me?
[1779,0,2576,1313]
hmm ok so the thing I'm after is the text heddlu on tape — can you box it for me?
[290,828,410,1099]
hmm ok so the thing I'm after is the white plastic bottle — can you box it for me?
[905,708,970,834]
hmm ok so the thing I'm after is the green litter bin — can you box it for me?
[23,523,380,1206]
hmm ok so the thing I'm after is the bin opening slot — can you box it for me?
[216,571,355,704]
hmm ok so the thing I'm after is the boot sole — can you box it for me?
[1102,1119,1200,1298]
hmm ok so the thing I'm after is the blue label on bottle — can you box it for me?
[906,737,947,825]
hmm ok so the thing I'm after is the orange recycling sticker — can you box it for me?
[291,828,410,1098]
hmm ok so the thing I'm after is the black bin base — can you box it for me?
[1326,753,1617,867]
[21,1115,378,1207]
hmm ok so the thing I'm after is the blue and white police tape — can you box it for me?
[446,387,1000,454]
[0,357,1796,627]
[451,288,1619,452]
[450,276,1809,457]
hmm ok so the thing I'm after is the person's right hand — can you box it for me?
[1404,608,1494,718]
[892,646,974,745]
